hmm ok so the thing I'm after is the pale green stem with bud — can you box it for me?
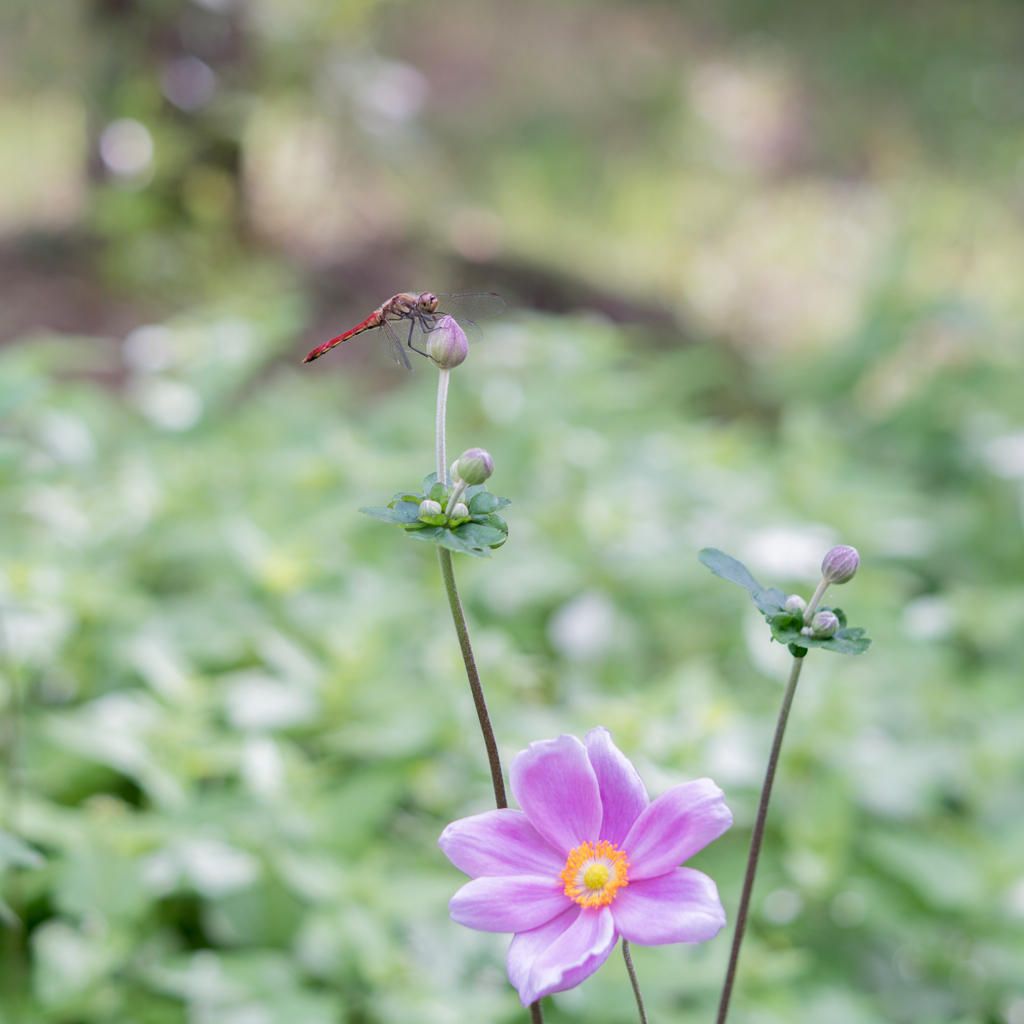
[803,577,830,625]
[436,369,450,486]
[445,480,468,516]
[431,364,540,1024]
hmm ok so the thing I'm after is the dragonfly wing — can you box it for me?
[434,292,505,322]
[413,314,484,352]
[378,318,413,369]
[452,317,483,344]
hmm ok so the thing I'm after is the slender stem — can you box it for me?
[436,547,507,808]
[432,367,526,1015]
[803,578,830,624]
[445,480,467,516]
[529,1001,545,1023]
[715,652,805,1024]
[622,940,649,1024]
[436,368,450,486]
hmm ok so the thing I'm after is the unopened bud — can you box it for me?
[811,610,839,638]
[426,315,469,369]
[419,499,443,519]
[451,502,469,519]
[784,594,807,615]
[821,545,860,585]
[456,447,493,485]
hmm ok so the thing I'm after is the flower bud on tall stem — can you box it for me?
[804,544,861,624]
[426,315,468,369]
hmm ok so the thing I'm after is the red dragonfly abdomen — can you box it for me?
[302,310,383,363]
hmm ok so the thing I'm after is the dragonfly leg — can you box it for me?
[406,314,431,359]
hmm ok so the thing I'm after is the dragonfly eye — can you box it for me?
[419,292,438,312]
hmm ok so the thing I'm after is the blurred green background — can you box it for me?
[3,1,1024,1022]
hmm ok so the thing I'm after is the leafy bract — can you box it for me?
[360,474,510,558]
[699,548,788,617]
[699,548,871,656]
[769,612,872,654]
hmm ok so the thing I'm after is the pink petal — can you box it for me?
[448,875,571,933]
[622,778,732,880]
[585,727,649,847]
[507,905,579,998]
[509,734,602,854]
[439,809,564,878]
[611,867,726,945]
[513,905,618,1007]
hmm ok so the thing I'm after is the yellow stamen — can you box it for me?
[560,840,629,907]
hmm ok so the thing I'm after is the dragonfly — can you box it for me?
[302,291,505,368]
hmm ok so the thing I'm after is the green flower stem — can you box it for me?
[803,577,830,624]
[436,368,450,485]
[715,650,806,1024]
[622,939,649,1024]
[432,363,536,1018]
[444,480,467,516]
[436,549,536,1014]
[436,547,507,808]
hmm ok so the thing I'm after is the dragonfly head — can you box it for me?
[417,292,439,313]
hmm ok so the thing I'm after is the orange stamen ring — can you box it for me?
[559,840,629,907]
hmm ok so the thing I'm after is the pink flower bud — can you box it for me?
[811,610,840,637]
[456,448,493,485]
[426,315,469,369]
[821,545,859,585]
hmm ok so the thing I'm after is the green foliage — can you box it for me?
[700,548,872,656]
[7,1,1024,1021]
[360,474,510,558]
[0,298,1022,1024]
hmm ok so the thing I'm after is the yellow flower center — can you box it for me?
[560,840,629,907]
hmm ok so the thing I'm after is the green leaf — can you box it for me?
[453,522,507,548]
[753,587,789,617]
[468,491,499,514]
[0,829,45,870]
[437,531,490,557]
[393,490,424,504]
[429,482,448,504]
[699,547,761,590]
[699,548,787,616]
[406,525,445,543]
[404,524,494,558]
[388,501,424,523]
[360,506,411,525]
[472,513,508,533]
[422,472,440,492]
[469,492,511,514]
[769,615,872,655]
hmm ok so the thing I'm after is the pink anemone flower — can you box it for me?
[438,728,733,1006]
